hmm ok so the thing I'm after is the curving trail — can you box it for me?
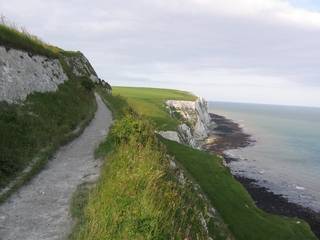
[0,94,112,240]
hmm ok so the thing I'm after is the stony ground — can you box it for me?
[0,94,112,240]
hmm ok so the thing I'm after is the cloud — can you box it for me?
[1,0,320,106]
[151,0,320,29]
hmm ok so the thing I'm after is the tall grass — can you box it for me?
[0,15,82,58]
[70,90,233,239]
[72,115,218,239]
[0,15,61,57]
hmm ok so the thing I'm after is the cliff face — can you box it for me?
[63,52,100,83]
[0,47,102,103]
[159,98,215,148]
[0,46,68,103]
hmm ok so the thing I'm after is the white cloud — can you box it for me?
[151,0,320,29]
[2,0,320,106]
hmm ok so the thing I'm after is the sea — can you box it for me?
[208,102,320,212]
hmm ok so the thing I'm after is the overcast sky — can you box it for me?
[2,0,320,107]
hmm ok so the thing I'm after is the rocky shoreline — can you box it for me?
[205,113,320,238]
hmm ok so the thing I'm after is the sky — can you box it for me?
[1,0,320,107]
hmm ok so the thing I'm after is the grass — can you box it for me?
[0,79,96,192]
[0,22,60,58]
[70,100,232,239]
[110,86,317,240]
[0,20,83,59]
[96,87,130,120]
[113,87,196,130]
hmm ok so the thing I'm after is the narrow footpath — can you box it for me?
[0,94,112,240]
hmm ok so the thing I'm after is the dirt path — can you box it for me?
[0,94,112,240]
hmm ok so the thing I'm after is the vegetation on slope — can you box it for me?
[0,18,59,57]
[0,19,80,58]
[0,79,96,192]
[111,86,317,240]
[70,87,233,239]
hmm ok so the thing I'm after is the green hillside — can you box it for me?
[70,87,233,240]
[105,86,317,240]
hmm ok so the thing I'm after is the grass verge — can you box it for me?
[110,86,317,240]
[0,79,96,201]
[70,88,233,239]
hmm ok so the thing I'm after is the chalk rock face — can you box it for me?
[166,100,196,123]
[0,46,68,103]
[162,97,214,149]
[194,98,211,140]
[178,124,197,148]
[158,131,181,143]
[64,53,99,82]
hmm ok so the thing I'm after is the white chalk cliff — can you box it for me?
[0,46,68,103]
[159,97,215,148]
[63,52,100,83]
[0,46,101,103]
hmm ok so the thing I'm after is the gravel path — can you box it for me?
[0,94,112,240]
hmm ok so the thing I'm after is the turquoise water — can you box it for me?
[209,102,320,211]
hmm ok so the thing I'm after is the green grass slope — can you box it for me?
[70,87,233,239]
[112,86,317,240]
[113,87,196,130]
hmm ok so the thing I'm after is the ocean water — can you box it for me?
[208,102,320,211]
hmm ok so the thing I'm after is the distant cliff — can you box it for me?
[159,98,216,148]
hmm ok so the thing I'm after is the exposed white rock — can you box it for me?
[0,46,68,103]
[178,123,198,148]
[64,53,99,82]
[195,97,211,125]
[169,160,177,169]
[166,100,196,122]
[158,131,181,143]
[163,97,215,148]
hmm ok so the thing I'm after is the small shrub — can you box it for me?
[81,78,95,91]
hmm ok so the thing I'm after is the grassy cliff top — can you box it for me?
[113,86,197,130]
[0,22,79,58]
